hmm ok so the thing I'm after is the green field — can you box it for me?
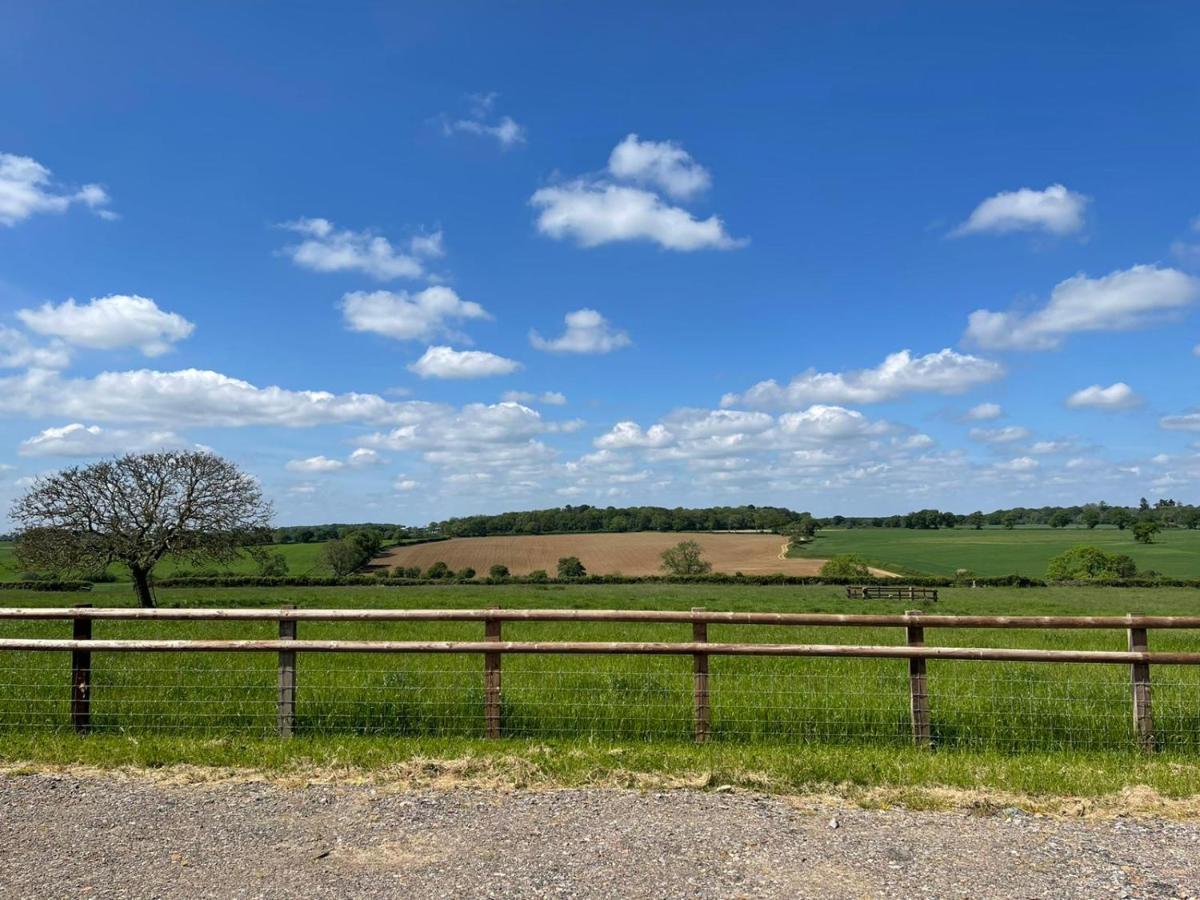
[789,526,1200,578]
[2,582,1199,800]
[0,541,334,582]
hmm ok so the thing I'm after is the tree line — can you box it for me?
[428,505,805,537]
[818,499,1200,531]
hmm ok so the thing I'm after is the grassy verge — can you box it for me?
[2,734,1199,813]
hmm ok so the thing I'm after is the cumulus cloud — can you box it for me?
[594,421,675,449]
[1065,382,1142,410]
[607,134,711,199]
[529,308,630,353]
[964,402,1003,421]
[995,456,1039,472]
[531,134,741,252]
[531,181,742,251]
[0,367,412,427]
[17,295,194,356]
[1160,412,1200,432]
[284,447,386,474]
[0,326,70,369]
[952,184,1088,237]
[502,390,567,406]
[968,425,1031,444]
[0,152,114,226]
[341,286,490,342]
[964,265,1200,351]
[407,345,521,379]
[18,423,189,457]
[721,349,1003,409]
[279,217,442,280]
[442,92,526,148]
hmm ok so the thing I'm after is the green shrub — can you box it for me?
[488,564,510,579]
[819,554,871,579]
[1046,545,1137,582]
[424,561,451,579]
[556,556,586,578]
[456,567,476,580]
[528,569,549,582]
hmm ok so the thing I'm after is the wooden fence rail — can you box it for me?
[2,606,1198,750]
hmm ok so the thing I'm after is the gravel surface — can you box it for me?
[2,773,1199,898]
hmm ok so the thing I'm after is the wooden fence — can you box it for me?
[846,585,939,601]
[3,605,1200,749]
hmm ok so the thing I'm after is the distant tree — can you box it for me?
[424,561,451,579]
[488,564,510,579]
[1001,512,1019,530]
[1081,508,1102,530]
[1139,497,1151,512]
[1047,546,1137,582]
[557,556,587,578]
[1048,510,1072,528]
[456,566,476,580]
[1183,509,1200,530]
[966,511,985,530]
[660,540,713,576]
[818,554,871,579]
[1109,508,1133,530]
[1132,520,1161,545]
[248,547,289,577]
[324,539,368,577]
[528,568,549,582]
[12,451,271,607]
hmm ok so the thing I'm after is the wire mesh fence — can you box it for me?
[3,643,1200,751]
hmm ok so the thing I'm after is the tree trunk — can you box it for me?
[130,566,156,608]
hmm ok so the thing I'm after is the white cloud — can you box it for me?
[776,405,889,442]
[280,217,441,280]
[18,423,189,457]
[341,286,490,342]
[594,421,675,449]
[607,134,711,200]
[1030,440,1074,454]
[442,93,526,148]
[965,265,1200,350]
[407,345,521,379]
[1065,382,1142,410]
[284,447,385,474]
[952,184,1088,237]
[964,402,1003,421]
[0,367,414,427]
[969,425,1031,444]
[17,295,194,356]
[532,181,742,251]
[1161,412,1200,432]
[501,390,567,406]
[347,447,384,467]
[394,478,419,492]
[0,152,114,226]
[285,455,344,473]
[721,349,1003,409]
[529,308,631,354]
[995,456,1039,472]
[0,326,70,369]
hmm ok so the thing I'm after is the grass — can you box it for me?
[788,526,1200,578]
[0,541,334,582]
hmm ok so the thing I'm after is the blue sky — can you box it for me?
[2,2,1199,524]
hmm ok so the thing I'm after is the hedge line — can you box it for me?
[150,573,1049,588]
[0,581,93,592]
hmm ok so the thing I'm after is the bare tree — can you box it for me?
[11,451,272,606]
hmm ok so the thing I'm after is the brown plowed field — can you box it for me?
[375,532,894,577]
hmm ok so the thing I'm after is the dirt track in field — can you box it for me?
[375,532,895,577]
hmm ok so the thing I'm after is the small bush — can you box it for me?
[819,554,871,579]
[528,569,549,582]
[556,556,586,578]
[424,561,451,579]
[1047,545,1137,582]
[488,564,510,579]
[456,567,476,580]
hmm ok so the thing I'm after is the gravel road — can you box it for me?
[2,772,1198,898]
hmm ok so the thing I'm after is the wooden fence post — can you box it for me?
[71,604,92,735]
[692,607,710,743]
[277,605,296,738]
[905,609,931,748]
[484,607,501,738]
[1128,617,1153,752]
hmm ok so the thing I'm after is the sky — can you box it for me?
[2,2,1199,525]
